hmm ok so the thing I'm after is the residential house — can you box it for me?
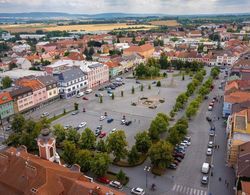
[12,44,31,53]
[10,86,34,113]
[36,42,57,52]
[37,75,59,102]
[223,91,250,117]
[15,57,32,70]
[79,62,109,89]
[0,92,14,120]
[105,60,121,78]
[15,78,47,106]
[63,51,85,61]
[226,109,250,167]
[187,30,202,38]
[55,67,88,99]
[123,43,155,59]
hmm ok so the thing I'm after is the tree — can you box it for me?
[76,149,93,172]
[132,86,135,94]
[121,90,124,97]
[185,105,197,119]
[128,146,140,165]
[148,115,168,141]
[91,153,110,177]
[106,130,128,162]
[149,141,173,169]
[79,128,96,150]
[186,83,195,97]
[159,54,170,69]
[116,169,127,184]
[62,141,77,165]
[74,102,79,110]
[11,114,25,133]
[99,96,103,103]
[111,92,114,100]
[53,124,66,145]
[140,84,144,91]
[67,128,80,145]
[211,67,220,79]
[96,139,107,152]
[64,51,70,56]
[1,76,12,89]
[148,84,151,90]
[135,131,152,154]
[166,127,182,145]
[157,113,170,126]
[156,81,161,87]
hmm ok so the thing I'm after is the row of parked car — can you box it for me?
[168,136,191,169]
[96,177,145,195]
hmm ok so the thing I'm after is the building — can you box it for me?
[12,44,31,53]
[20,34,46,40]
[0,92,14,120]
[79,62,109,89]
[15,58,32,70]
[226,109,250,167]
[123,43,155,59]
[55,67,88,99]
[10,86,34,113]
[0,130,124,195]
[37,75,59,102]
[0,69,46,80]
[16,78,47,105]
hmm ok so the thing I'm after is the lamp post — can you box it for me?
[144,166,151,188]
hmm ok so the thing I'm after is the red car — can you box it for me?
[96,176,110,184]
[82,96,88,100]
[99,131,106,138]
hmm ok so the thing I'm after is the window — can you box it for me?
[49,92,52,96]
[53,90,56,94]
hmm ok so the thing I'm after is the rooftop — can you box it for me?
[0,92,13,105]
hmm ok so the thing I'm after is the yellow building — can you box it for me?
[227,109,250,167]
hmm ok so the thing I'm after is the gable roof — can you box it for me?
[0,92,13,105]
[0,147,124,195]
[124,43,154,53]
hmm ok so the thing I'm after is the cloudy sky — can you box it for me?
[0,0,249,14]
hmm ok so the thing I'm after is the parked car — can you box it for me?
[5,125,12,131]
[168,163,177,169]
[209,131,215,136]
[209,102,214,107]
[110,128,117,134]
[78,122,87,128]
[121,119,126,125]
[41,112,49,118]
[184,136,191,142]
[96,176,110,184]
[107,118,114,123]
[109,181,123,189]
[125,121,132,126]
[95,93,99,97]
[183,140,191,146]
[100,116,106,121]
[99,131,107,138]
[208,141,213,148]
[152,81,157,84]
[173,152,185,159]
[136,80,141,84]
[82,96,88,100]
[201,175,209,185]
[208,106,213,111]
[98,88,104,91]
[85,89,93,94]
[206,116,212,122]
[131,187,145,195]
[71,111,79,115]
[175,157,182,162]
[77,92,84,98]
[206,148,212,156]
[210,125,216,131]
[149,105,157,109]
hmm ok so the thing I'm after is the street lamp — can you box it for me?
[144,166,151,188]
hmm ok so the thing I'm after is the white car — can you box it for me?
[183,140,191,146]
[206,148,212,156]
[41,112,49,117]
[100,116,106,121]
[131,187,145,195]
[209,131,215,137]
[208,106,213,111]
[78,122,87,128]
[121,119,126,125]
[109,181,123,189]
[110,128,117,134]
[208,141,213,148]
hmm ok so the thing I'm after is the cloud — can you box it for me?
[0,0,249,14]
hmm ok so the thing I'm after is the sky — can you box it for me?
[0,0,250,15]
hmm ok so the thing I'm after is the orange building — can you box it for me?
[123,43,155,59]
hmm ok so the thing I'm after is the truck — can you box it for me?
[201,163,210,174]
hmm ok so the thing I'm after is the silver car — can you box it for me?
[131,187,145,195]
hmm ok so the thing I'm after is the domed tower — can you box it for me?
[37,128,59,163]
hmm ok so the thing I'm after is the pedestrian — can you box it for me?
[225,179,227,184]
[218,145,220,149]
[218,117,220,120]
[219,177,221,181]
[227,182,229,188]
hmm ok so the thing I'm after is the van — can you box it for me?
[77,92,84,98]
[85,89,93,94]
[115,77,123,82]
[201,163,210,174]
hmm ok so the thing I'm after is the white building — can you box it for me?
[12,44,31,53]
[1,32,15,40]
[114,43,130,51]
[20,34,46,40]
[16,58,32,70]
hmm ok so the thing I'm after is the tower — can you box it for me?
[37,128,59,163]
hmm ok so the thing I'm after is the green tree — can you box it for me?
[166,127,182,146]
[1,76,12,89]
[111,92,114,100]
[128,146,140,165]
[148,115,168,141]
[11,114,25,133]
[148,84,151,90]
[53,124,66,145]
[67,128,80,145]
[186,83,195,96]
[132,86,135,94]
[149,141,173,169]
[106,130,128,162]
[211,67,220,79]
[91,153,110,177]
[79,128,96,150]
[96,139,107,152]
[121,90,124,97]
[62,140,77,165]
[135,131,152,153]
[159,54,170,69]
[140,84,144,91]
[5,133,21,147]
[156,81,161,87]
[116,169,127,183]
[74,102,79,110]
[185,105,197,119]
[76,149,93,172]
[99,96,103,103]
[157,113,170,126]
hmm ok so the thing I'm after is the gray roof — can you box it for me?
[10,86,32,98]
[88,63,103,69]
[56,67,86,83]
[37,75,57,86]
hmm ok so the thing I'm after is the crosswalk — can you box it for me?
[171,184,207,195]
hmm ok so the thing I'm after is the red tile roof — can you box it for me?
[0,92,13,105]
[0,147,125,195]
[224,91,250,103]
[16,78,45,91]
[241,181,250,194]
